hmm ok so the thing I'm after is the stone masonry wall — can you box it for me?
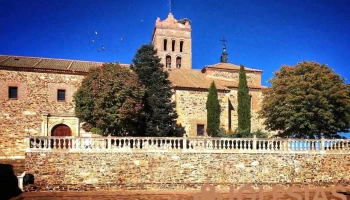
[0,158,25,175]
[175,89,266,136]
[0,69,268,158]
[175,90,228,136]
[0,70,85,157]
[25,151,350,191]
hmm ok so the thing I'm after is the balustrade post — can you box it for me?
[253,134,257,150]
[321,137,325,151]
[288,138,291,151]
[107,134,111,150]
[183,133,187,150]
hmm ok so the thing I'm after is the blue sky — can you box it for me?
[0,0,349,136]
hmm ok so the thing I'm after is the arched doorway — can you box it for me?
[51,124,72,148]
[51,124,72,136]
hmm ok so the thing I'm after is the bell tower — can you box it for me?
[151,13,192,69]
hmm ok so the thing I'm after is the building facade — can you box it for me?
[0,13,267,158]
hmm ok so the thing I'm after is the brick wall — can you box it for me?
[24,151,350,191]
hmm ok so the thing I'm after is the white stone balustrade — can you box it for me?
[25,135,350,153]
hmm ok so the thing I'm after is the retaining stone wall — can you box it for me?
[24,151,350,191]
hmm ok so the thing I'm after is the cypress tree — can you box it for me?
[206,81,221,137]
[130,44,180,137]
[237,65,251,134]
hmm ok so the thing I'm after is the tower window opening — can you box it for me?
[172,40,175,52]
[164,39,167,51]
[166,55,171,68]
[176,57,181,68]
[180,41,184,52]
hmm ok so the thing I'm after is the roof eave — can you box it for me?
[0,65,88,75]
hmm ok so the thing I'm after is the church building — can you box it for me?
[0,13,267,158]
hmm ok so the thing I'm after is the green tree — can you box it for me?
[237,65,251,134]
[259,61,350,139]
[74,62,145,136]
[206,81,221,137]
[130,44,180,137]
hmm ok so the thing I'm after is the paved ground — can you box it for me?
[9,189,350,200]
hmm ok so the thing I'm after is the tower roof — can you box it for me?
[151,13,191,41]
[155,13,191,30]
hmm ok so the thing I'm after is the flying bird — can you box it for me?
[95,31,98,35]
[120,37,123,41]
[91,39,94,43]
[102,46,105,51]
[97,49,100,52]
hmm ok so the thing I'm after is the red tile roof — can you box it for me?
[0,55,265,90]
[0,55,128,74]
[166,68,263,91]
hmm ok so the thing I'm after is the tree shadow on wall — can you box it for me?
[0,164,22,200]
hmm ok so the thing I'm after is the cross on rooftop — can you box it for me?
[220,36,227,45]
[220,36,228,63]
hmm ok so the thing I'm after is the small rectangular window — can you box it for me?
[250,95,253,110]
[180,41,184,52]
[197,124,205,136]
[57,89,66,101]
[8,87,18,99]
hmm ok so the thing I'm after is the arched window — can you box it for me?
[180,41,184,52]
[172,40,175,52]
[164,39,167,51]
[166,55,171,68]
[176,57,181,68]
